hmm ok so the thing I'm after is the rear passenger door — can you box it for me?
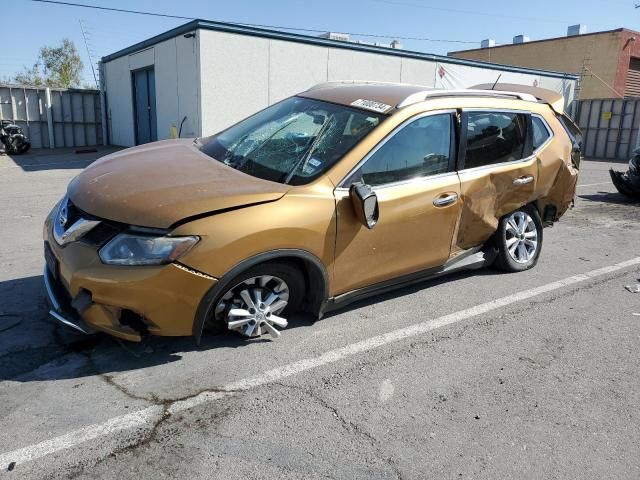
[455,110,537,250]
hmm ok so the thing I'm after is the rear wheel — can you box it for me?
[492,206,543,272]
[212,263,305,339]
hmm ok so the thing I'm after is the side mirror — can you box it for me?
[350,182,379,229]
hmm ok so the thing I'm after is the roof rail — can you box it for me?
[397,89,539,108]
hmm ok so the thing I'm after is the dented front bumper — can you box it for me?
[43,218,217,342]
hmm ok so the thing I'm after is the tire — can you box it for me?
[209,262,305,337]
[492,205,543,272]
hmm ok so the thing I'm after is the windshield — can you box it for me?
[197,97,384,185]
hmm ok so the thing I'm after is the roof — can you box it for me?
[101,19,578,80]
[471,83,565,113]
[300,82,430,111]
[299,81,553,113]
[449,28,640,55]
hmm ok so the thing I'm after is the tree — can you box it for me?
[12,39,83,88]
[13,63,44,87]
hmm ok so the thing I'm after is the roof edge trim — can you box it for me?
[101,19,579,80]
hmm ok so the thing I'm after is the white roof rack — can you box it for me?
[397,89,539,108]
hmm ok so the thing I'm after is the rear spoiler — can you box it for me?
[471,83,565,114]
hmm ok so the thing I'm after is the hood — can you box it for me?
[68,139,289,228]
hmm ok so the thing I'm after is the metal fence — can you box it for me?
[571,98,640,160]
[0,84,103,149]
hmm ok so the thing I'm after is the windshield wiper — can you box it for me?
[284,114,334,185]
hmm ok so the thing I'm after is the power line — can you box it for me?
[30,0,480,44]
[32,0,193,20]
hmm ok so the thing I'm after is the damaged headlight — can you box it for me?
[99,233,199,266]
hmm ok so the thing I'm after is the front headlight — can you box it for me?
[99,233,199,266]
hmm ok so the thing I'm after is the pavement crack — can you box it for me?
[273,382,405,480]
[61,384,238,478]
[98,374,157,403]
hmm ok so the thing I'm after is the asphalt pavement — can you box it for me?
[0,149,639,479]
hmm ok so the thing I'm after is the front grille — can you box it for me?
[64,199,84,227]
[64,199,124,247]
[80,221,123,247]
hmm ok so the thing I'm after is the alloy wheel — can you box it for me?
[504,211,538,264]
[214,275,290,338]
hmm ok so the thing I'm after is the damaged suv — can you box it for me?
[43,82,580,342]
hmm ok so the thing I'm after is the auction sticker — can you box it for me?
[350,99,393,113]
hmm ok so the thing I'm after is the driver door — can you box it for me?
[333,111,462,295]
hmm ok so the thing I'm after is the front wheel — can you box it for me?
[492,206,543,272]
[211,262,305,339]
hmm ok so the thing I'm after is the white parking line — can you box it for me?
[1,256,640,469]
[576,182,612,188]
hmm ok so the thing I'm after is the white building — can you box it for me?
[100,19,579,147]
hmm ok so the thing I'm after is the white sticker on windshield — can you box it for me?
[308,158,322,167]
[350,99,393,113]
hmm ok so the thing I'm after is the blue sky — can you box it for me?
[2,0,638,86]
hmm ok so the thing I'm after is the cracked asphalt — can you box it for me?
[1,149,640,479]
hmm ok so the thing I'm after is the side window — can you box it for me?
[557,113,583,148]
[464,112,528,169]
[532,116,551,150]
[347,113,453,187]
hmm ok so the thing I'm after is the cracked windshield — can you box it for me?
[198,97,383,185]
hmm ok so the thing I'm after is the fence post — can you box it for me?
[45,87,55,149]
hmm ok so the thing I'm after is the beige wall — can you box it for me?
[449,31,624,99]
[198,29,576,136]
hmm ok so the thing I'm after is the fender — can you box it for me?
[192,249,330,343]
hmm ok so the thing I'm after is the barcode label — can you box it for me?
[350,99,393,113]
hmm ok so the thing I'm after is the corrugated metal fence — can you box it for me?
[571,98,640,160]
[0,84,103,149]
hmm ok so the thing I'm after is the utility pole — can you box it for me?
[79,20,99,89]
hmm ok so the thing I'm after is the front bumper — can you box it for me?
[43,216,217,342]
[44,266,96,335]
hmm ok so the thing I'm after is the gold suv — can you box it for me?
[43,82,581,342]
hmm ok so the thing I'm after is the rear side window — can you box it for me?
[557,113,583,148]
[346,113,453,187]
[556,112,582,168]
[464,112,528,169]
[532,116,552,150]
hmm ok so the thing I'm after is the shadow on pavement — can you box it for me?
[578,191,640,206]
[1,147,121,172]
[0,266,503,383]
[0,274,316,382]
[323,266,504,319]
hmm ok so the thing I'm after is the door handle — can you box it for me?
[433,192,458,207]
[513,175,534,186]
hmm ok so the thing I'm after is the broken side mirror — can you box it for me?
[350,182,379,229]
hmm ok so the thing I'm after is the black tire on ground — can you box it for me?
[491,205,544,273]
[207,261,306,332]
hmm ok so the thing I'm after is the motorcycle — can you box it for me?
[0,120,31,154]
